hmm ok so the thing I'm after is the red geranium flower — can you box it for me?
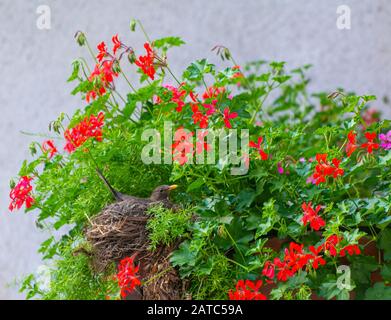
[340,244,361,257]
[262,261,275,279]
[308,245,326,269]
[191,104,208,129]
[202,86,225,100]
[96,41,108,62]
[9,176,35,212]
[112,34,121,55]
[162,84,187,112]
[222,108,238,129]
[361,132,379,154]
[42,140,58,159]
[64,112,105,153]
[202,103,216,116]
[172,128,194,165]
[312,153,344,185]
[346,131,358,157]
[301,202,326,231]
[135,42,156,80]
[323,234,341,257]
[249,136,268,160]
[331,158,344,178]
[86,60,118,103]
[117,255,141,298]
[228,280,266,300]
[262,241,330,283]
[232,65,244,81]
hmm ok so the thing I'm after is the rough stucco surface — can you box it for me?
[0,0,390,299]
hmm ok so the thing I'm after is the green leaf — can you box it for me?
[153,36,185,52]
[186,178,204,192]
[235,189,256,211]
[67,60,81,82]
[170,240,196,267]
[350,255,379,285]
[183,59,215,81]
[365,283,391,300]
[380,264,391,281]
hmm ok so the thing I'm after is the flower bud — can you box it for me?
[74,31,86,46]
[127,51,136,64]
[130,19,137,32]
[112,60,121,74]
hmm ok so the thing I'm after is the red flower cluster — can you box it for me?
[157,84,238,130]
[190,85,232,129]
[262,236,361,283]
[162,84,187,112]
[42,140,58,159]
[197,86,236,129]
[340,244,361,257]
[301,202,325,231]
[201,86,223,116]
[249,136,268,160]
[322,235,361,257]
[117,256,141,298]
[171,128,212,165]
[64,112,105,153]
[312,154,344,185]
[323,234,341,256]
[361,132,379,154]
[135,42,156,80]
[346,131,379,157]
[262,242,326,282]
[228,280,267,300]
[202,86,225,102]
[87,36,123,103]
[192,104,208,129]
[86,60,118,103]
[9,176,35,212]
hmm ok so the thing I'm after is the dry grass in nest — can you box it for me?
[83,202,189,299]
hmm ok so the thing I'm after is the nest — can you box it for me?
[84,201,189,300]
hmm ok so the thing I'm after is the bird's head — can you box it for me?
[149,185,178,201]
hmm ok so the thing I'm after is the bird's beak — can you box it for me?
[168,185,178,191]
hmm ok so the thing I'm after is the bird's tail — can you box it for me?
[95,168,124,201]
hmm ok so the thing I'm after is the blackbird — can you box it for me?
[96,168,177,209]
[84,169,186,300]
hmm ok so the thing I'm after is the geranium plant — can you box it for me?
[11,20,390,300]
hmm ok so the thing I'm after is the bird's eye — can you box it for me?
[160,189,163,193]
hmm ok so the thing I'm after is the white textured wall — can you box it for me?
[0,0,390,299]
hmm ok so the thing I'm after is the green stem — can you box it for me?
[226,257,249,272]
[223,225,246,263]
[120,70,137,93]
[142,266,173,286]
[250,81,275,124]
[137,20,152,43]
[85,38,98,64]
[166,66,181,86]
